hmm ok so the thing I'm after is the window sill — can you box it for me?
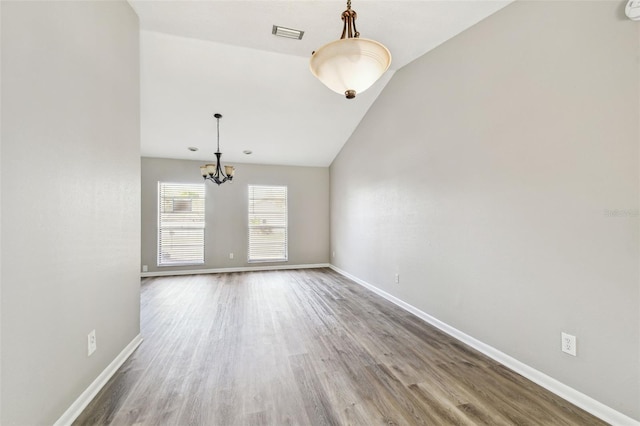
[157,263,205,267]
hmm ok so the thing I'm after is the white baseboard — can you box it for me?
[329,265,639,426]
[141,263,330,278]
[54,334,144,426]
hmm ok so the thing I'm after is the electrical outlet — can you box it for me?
[142,265,148,272]
[229,253,234,259]
[395,273,400,284]
[561,332,576,356]
[332,251,335,258]
[88,330,97,356]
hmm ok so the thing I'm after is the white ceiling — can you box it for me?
[131,1,512,167]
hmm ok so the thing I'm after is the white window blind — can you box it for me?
[158,182,205,266]
[248,185,288,262]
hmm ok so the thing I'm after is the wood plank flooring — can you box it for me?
[74,268,606,425]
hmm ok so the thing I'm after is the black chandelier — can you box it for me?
[200,113,235,185]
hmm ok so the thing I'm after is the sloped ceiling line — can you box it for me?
[131,1,512,167]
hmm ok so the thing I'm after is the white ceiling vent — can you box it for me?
[272,25,304,40]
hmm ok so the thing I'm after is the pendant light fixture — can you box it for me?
[200,113,235,185]
[310,0,391,99]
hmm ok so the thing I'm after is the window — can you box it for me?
[248,185,288,262]
[158,182,205,266]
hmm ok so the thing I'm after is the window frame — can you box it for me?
[157,182,206,267]
[247,184,288,263]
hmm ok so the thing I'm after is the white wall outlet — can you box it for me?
[142,265,148,272]
[561,332,576,356]
[229,252,234,259]
[332,251,335,258]
[395,273,400,284]
[88,330,97,356]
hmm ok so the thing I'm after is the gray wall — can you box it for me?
[142,158,329,273]
[1,2,141,424]
[331,1,639,420]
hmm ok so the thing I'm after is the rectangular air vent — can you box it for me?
[272,25,304,40]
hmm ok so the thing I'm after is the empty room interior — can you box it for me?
[1,0,640,425]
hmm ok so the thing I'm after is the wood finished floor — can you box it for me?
[74,268,606,425]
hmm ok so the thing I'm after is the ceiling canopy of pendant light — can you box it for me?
[310,0,391,99]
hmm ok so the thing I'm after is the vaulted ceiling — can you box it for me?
[130,1,512,167]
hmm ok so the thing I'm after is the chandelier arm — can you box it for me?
[340,9,359,40]
[215,152,227,180]
[351,11,359,38]
[205,175,220,186]
[340,12,348,39]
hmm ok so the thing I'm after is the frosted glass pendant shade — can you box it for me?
[310,37,391,99]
